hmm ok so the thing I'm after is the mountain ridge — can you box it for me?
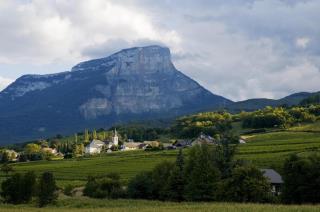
[0,45,231,144]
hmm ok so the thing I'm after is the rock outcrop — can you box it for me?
[0,45,231,143]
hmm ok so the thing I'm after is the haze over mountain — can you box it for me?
[0,45,231,144]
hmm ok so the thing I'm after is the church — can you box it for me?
[85,129,119,154]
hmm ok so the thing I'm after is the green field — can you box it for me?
[0,197,319,212]
[2,122,320,187]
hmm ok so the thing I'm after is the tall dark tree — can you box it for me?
[1,172,36,204]
[218,165,272,203]
[21,171,36,203]
[213,134,238,178]
[166,149,185,201]
[151,161,174,200]
[282,154,320,204]
[184,144,220,201]
[37,172,58,207]
[1,173,23,204]
[127,171,153,199]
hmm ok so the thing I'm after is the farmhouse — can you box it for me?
[192,133,216,146]
[144,141,160,147]
[42,147,57,155]
[85,139,105,154]
[123,142,142,150]
[174,140,192,148]
[261,169,283,196]
[0,149,19,161]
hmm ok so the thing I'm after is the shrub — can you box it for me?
[151,161,174,199]
[1,171,36,204]
[282,154,320,204]
[37,172,58,207]
[184,144,220,201]
[127,171,153,199]
[63,184,75,196]
[83,173,124,199]
[217,165,272,203]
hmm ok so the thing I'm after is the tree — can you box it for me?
[282,154,320,204]
[38,140,49,148]
[83,173,124,199]
[1,173,23,204]
[92,129,97,140]
[1,172,36,204]
[20,171,36,203]
[84,129,89,144]
[37,172,58,207]
[128,171,153,199]
[50,139,59,149]
[24,143,41,155]
[1,163,14,176]
[151,161,174,200]
[213,134,238,178]
[218,165,272,203]
[1,151,10,163]
[166,149,185,201]
[184,144,220,201]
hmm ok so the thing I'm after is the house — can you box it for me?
[42,147,57,155]
[173,140,192,148]
[138,143,147,149]
[85,139,105,154]
[261,169,283,196]
[123,142,142,151]
[192,133,216,146]
[163,143,176,150]
[239,139,246,144]
[143,141,160,148]
[0,149,19,161]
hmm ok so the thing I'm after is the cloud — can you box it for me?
[296,37,310,49]
[0,0,320,100]
[0,76,13,91]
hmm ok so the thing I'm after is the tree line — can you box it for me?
[1,171,57,207]
[82,142,320,204]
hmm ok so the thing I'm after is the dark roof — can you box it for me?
[261,169,283,184]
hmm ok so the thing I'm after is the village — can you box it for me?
[0,129,244,161]
[0,129,284,197]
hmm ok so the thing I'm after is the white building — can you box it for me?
[85,139,105,154]
[123,142,142,151]
[112,129,119,146]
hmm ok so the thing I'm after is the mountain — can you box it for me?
[227,92,317,112]
[0,45,231,144]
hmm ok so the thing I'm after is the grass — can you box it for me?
[0,197,319,212]
[2,122,320,187]
[237,131,320,171]
[289,121,320,132]
[3,150,178,187]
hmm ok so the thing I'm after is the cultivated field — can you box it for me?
[0,197,319,212]
[1,122,320,187]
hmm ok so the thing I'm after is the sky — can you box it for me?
[0,0,319,101]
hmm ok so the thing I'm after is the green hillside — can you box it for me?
[3,122,320,187]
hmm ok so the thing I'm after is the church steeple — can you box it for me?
[112,128,119,146]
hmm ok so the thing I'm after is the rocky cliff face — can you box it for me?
[0,45,231,143]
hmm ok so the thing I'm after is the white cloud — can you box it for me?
[0,0,320,100]
[296,37,310,49]
[0,76,13,91]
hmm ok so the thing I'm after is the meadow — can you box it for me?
[1,125,319,187]
[0,197,319,212]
